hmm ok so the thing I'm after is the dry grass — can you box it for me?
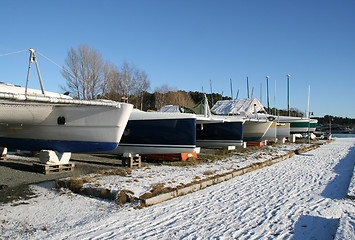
[81,176,94,183]
[161,157,203,166]
[139,182,176,200]
[99,188,112,199]
[95,168,132,177]
[67,177,84,193]
[115,190,132,205]
[203,170,215,176]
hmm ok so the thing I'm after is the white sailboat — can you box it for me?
[211,98,272,142]
[0,49,133,158]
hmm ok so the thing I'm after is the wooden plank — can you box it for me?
[33,162,75,174]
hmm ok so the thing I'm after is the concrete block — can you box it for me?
[227,146,236,151]
[143,191,177,206]
[177,184,200,195]
[200,179,214,189]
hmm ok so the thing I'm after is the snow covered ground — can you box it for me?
[1,138,355,239]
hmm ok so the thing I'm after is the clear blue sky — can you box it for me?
[1,0,354,118]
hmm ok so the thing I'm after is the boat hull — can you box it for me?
[196,121,243,147]
[0,102,133,153]
[262,122,277,141]
[243,120,272,142]
[278,117,317,134]
[309,119,318,133]
[111,111,197,155]
[276,123,291,139]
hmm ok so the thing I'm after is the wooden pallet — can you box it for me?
[33,162,75,174]
[121,156,141,168]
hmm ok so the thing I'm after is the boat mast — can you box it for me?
[307,85,310,118]
[210,79,214,106]
[26,49,46,97]
[274,79,277,116]
[230,78,233,99]
[247,76,250,98]
[307,85,311,143]
[287,74,290,116]
[266,76,270,113]
[260,83,262,105]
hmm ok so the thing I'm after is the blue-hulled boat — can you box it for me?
[160,95,245,148]
[109,109,197,155]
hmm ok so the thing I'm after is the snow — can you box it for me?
[82,143,300,198]
[1,138,355,239]
[211,98,265,115]
[348,163,355,198]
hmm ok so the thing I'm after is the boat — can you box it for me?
[211,98,272,142]
[196,114,244,148]
[278,116,317,134]
[0,83,133,153]
[109,109,197,155]
[159,95,245,148]
[309,118,318,133]
[242,118,272,142]
[262,122,277,141]
[0,49,133,154]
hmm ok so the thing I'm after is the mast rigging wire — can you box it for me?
[0,49,28,57]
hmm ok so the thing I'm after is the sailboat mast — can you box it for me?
[307,85,310,118]
[230,78,233,99]
[247,76,250,98]
[260,83,262,105]
[210,79,214,106]
[287,74,291,116]
[266,76,270,113]
[274,79,277,116]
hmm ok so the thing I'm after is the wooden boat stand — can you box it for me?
[33,150,74,174]
[121,153,141,168]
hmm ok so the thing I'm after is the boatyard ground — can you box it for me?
[0,138,355,239]
[0,142,308,204]
[0,152,151,203]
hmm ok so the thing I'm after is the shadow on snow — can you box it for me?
[321,146,355,200]
[291,215,339,240]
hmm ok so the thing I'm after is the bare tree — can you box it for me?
[102,62,123,101]
[154,85,171,110]
[135,69,150,110]
[61,45,104,100]
[154,86,195,110]
[102,60,150,107]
